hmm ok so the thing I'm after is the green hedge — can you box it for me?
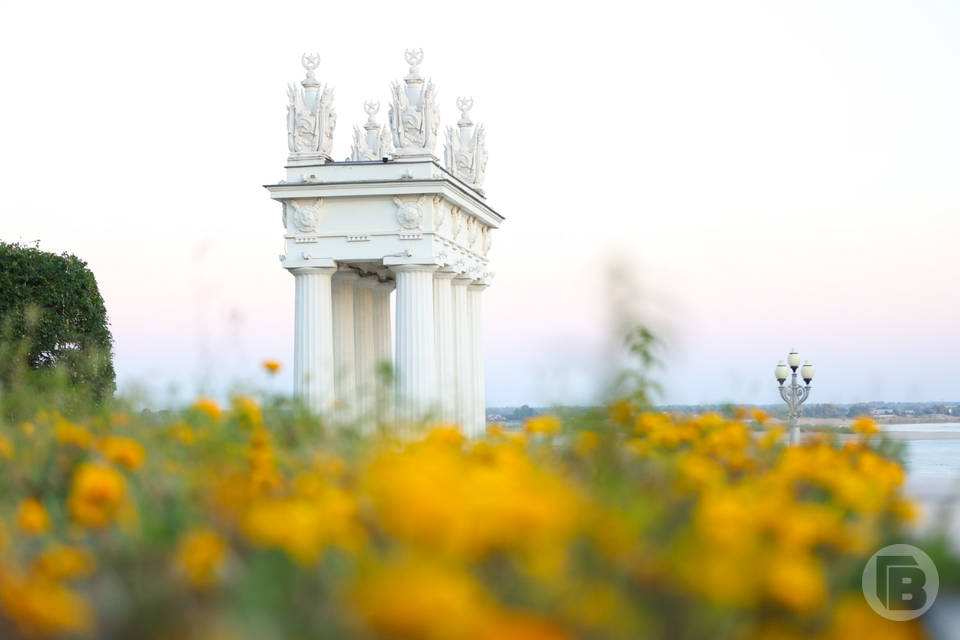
[0,242,115,400]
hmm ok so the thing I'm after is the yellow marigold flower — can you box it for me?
[573,430,599,456]
[67,463,127,529]
[232,395,263,430]
[191,396,222,420]
[262,359,282,374]
[608,398,633,425]
[486,424,506,437]
[242,491,363,565]
[109,412,131,428]
[0,434,13,460]
[524,414,562,435]
[0,571,95,638]
[176,528,227,588]
[34,545,96,581]
[352,560,495,639]
[851,416,878,435]
[425,425,464,446]
[21,421,35,437]
[823,595,924,640]
[98,436,145,470]
[750,407,770,423]
[168,420,196,445]
[55,420,93,448]
[766,552,826,613]
[16,498,50,536]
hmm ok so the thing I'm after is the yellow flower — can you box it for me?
[109,412,131,428]
[262,359,282,374]
[352,560,495,639]
[55,420,93,448]
[573,430,600,456]
[0,435,13,460]
[176,529,227,588]
[766,552,827,613]
[98,436,145,470]
[191,396,222,420]
[0,570,95,638]
[20,421,35,437]
[167,420,196,445]
[67,463,127,529]
[242,490,363,565]
[16,498,50,535]
[851,416,878,435]
[232,396,263,430]
[34,545,96,581]
[750,408,770,423]
[524,414,562,435]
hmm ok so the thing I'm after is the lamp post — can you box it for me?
[775,348,814,445]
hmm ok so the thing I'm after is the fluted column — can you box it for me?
[391,264,438,424]
[433,270,457,423]
[467,282,488,437]
[451,276,473,431]
[290,266,336,414]
[354,277,377,421]
[372,280,394,368]
[332,267,359,416]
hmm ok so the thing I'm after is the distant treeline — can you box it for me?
[489,402,960,421]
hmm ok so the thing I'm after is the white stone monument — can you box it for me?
[266,51,501,436]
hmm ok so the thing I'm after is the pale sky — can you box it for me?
[2,0,959,407]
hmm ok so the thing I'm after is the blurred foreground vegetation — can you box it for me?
[1,351,956,640]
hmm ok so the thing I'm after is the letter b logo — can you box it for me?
[863,544,938,621]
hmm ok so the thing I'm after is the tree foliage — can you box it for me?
[0,242,115,400]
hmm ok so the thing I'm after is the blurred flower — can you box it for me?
[176,529,227,589]
[55,420,93,448]
[16,499,50,536]
[67,463,127,529]
[232,396,263,430]
[262,359,282,374]
[191,397,222,420]
[851,416,879,436]
[34,545,96,581]
[98,436,145,470]
[524,414,561,435]
[0,570,94,638]
[0,435,13,459]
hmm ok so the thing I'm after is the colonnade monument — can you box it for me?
[265,50,501,435]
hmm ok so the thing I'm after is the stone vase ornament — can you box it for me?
[389,49,440,159]
[287,53,337,162]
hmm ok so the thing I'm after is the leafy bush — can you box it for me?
[0,242,114,402]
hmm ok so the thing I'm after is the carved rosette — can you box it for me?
[287,53,337,160]
[393,196,425,230]
[444,96,488,193]
[389,49,440,157]
[285,199,324,233]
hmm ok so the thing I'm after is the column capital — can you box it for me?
[389,264,439,274]
[451,274,472,286]
[374,279,396,292]
[355,275,379,289]
[468,281,490,290]
[333,266,361,281]
[434,269,459,280]
[289,265,337,276]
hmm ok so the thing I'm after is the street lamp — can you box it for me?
[775,348,814,444]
